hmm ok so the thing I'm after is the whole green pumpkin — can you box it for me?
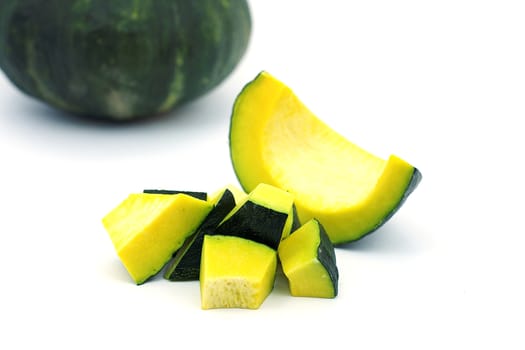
[0,0,251,121]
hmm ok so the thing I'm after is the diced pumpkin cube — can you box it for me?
[213,183,295,249]
[164,187,238,281]
[278,219,339,298]
[102,193,213,285]
[200,235,277,309]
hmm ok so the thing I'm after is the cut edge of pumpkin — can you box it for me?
[294,155,418,244]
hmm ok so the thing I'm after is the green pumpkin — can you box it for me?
[0,0,251,120]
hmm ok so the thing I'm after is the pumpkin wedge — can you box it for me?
[102,193,213,284]
[200,235,277,310]
[278,219,338,298]
[229,71,422,244]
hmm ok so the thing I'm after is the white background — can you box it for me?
[1,1,524,349]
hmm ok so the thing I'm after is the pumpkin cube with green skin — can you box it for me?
[278,219,339,298]
[200,235,277,310]
[102,193,213,285]
[163,186,239,281]
[213,183,295,250]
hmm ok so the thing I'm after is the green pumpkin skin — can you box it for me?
[0,0,251,121]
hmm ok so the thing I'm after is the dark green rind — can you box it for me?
[213,201,288,250]
[164,231,202,281]
[164,189,236,281]
[291,204,302,232]
[316,221,339,297]
[338,167,423,246]
[143,189,207,201]
[0,0,251,120]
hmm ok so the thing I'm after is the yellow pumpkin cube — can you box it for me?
[102,193,213,284]
[200,235,277,309]
[278,219,338,298]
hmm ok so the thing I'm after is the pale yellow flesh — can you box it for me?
[102,193,213,284]
[230,71,416,244]
[200,235,277,309]
[267,94,385,207]
[278,219,336,298]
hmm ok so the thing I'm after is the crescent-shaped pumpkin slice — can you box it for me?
[229,71,422,245]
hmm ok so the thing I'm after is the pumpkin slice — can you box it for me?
[200,235,277,310]
[163,186,239,281]
[229,71,422,244]
[213,183,295,249]
[278,219,338,298]
[102,193,213,284]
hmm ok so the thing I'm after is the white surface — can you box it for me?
[1,1,524,349]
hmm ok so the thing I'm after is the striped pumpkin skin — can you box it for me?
[0,0,251,120]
